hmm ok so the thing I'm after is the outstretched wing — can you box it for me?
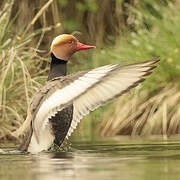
[31,57,160,141]
[66,57,160,138]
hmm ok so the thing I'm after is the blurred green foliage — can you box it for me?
[90,0,180,90]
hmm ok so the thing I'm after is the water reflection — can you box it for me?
[31,151,123,180]
[32,152,75,180]
[1,136,180,180]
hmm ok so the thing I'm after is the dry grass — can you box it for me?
[98,1,180,138]
[0,2,54,141]
[0,43,46,140]
[0,0,65,142]
[100,85,180,138]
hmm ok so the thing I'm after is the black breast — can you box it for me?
[49,104,73,146]
[48,54,73,147]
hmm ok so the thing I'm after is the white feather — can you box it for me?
[29,59,158,151]
[28,122,54,153]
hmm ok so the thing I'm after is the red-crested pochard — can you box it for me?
[18,34,160,153]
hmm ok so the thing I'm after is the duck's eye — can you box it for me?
[68,40,74,44]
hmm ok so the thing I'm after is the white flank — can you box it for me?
[28,122,54,153]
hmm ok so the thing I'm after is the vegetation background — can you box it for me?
[0,0,180,143]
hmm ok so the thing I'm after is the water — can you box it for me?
[1,136,180,180]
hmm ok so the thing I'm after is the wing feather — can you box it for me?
[30,57,160,142]
[32,64,119,138]
[66,58,160,138]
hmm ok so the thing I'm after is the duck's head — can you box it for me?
[50,34,96,61]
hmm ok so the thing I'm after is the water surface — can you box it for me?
[1,136,180,180]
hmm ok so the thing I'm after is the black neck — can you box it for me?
[48,53,67,80]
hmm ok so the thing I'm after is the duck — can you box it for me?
[18,34,160,153]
